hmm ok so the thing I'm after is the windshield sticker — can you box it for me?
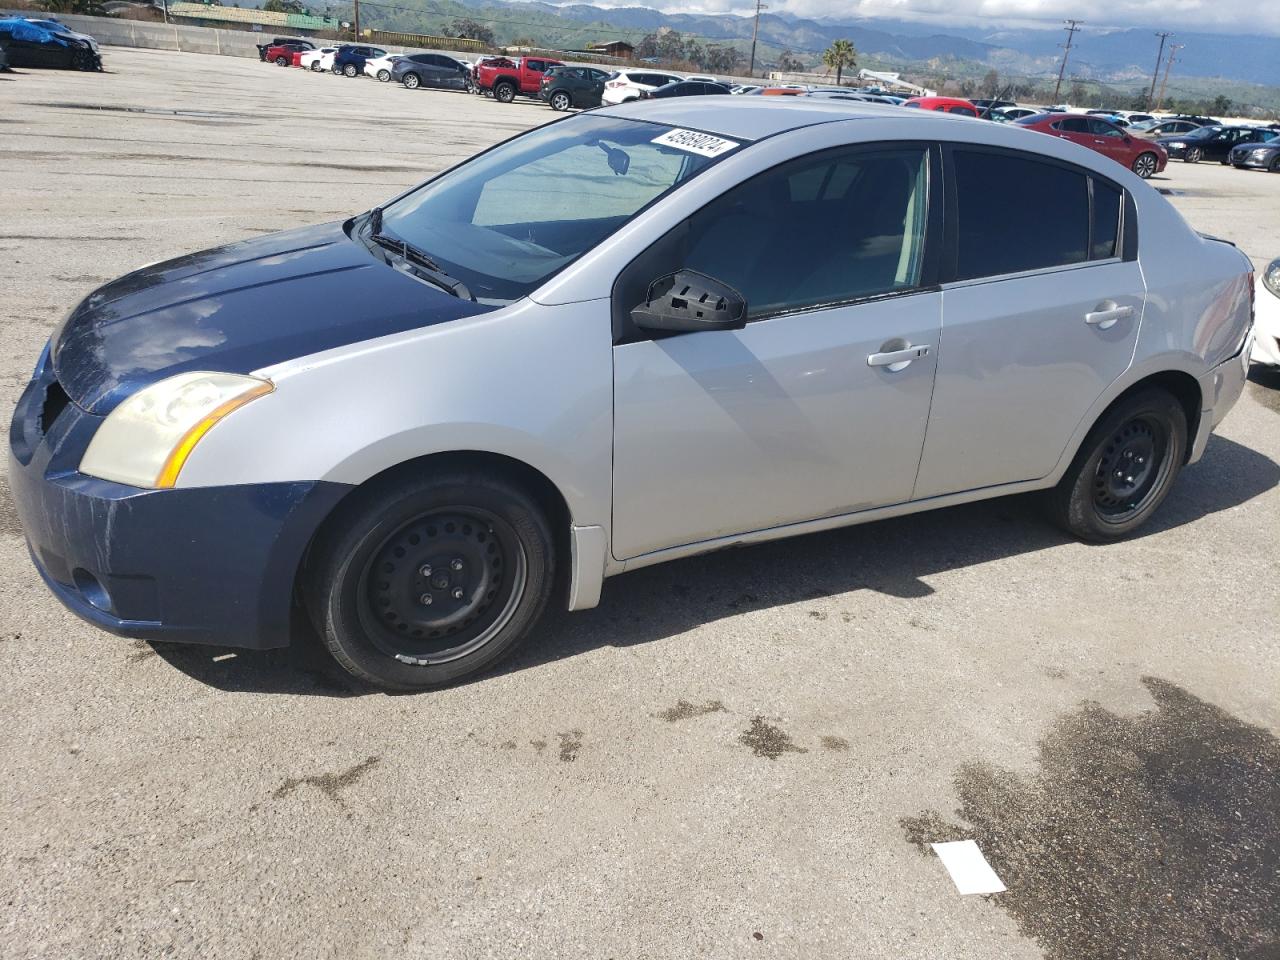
[651,129,740,158]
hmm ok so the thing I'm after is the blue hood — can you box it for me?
[52,221,490,414]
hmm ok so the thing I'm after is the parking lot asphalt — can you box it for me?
[1,47,1278,960]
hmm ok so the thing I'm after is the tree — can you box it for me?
[821,39,857,86]
[449,17,494,45]
[1211,94,1233,115]
[263,0,305,12]
[702,44,743,74]
[776,49,805,73]
[636,33,659,59]
[979,69,999,98]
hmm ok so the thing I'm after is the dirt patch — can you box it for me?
[655,699,727,722]
[900,678,1280,960]
[739,717,808,760]
[273,755,381,805]
[819,735,850,751]
[557,731,583,762]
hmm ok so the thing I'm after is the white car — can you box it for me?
[1252,258,1280,367]
[601,69,684,105]
[300,47,336,73]
[995,106,1038,121]
[364,52,402,82]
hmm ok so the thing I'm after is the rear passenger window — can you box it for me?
[681,148,930,318]
[1091,180,1121,260]
[952,150,1088,280]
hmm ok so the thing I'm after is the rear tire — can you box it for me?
[275,56,288,66]
[402,72,420,89]
[377,69,390,82]
[494,81,516,103]
[1131,152,1157,179]
[343,63,358,78]
[550,90,571,111]
[1046,388,1187,542]
[305,469,556,691]
[310,61,321,72]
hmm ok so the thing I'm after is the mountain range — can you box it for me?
[443,0,1278,86]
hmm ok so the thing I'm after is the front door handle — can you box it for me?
[1085,302,1134,330]
[868,344,931,371]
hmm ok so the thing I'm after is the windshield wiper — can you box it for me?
[368,230,473,302]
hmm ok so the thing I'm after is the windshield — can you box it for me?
[374,115,738,304]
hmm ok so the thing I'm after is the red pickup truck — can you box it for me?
[475,56,564,103]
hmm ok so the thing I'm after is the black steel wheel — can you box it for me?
[550,90,571,111]
[1046,387,1187,541]
[306,468,556,690]
[1132,152,1157,179]
[357,507,526,666]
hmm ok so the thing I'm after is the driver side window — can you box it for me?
[678,147,930,319]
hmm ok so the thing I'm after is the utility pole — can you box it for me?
[1155,42,1182,112]
[1052,19,1082,104]
[1148,31,1171,108]
[353,0,361,39]
[748,0,767,78]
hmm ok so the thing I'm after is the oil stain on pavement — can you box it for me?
[739,717,808,760]
[901,678,1279,959]
[273,755,381,805]
[655,699,727,722]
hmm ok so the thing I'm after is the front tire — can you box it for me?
[1184,147,1202,163]
[550,90,571,111]
[1046,388,1187,542]
[402,72,420,89]
[1131,152,1158,179]
[494,81,516,103]
[305,469,556,691]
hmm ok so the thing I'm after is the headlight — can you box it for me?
[80,372,272,488]
[1253,149,1271,159]
[1264,259,1280,299]
[1167,141,1184,148]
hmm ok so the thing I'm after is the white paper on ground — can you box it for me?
[930,840,1007,895]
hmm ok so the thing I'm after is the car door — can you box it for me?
[1087,117,1130,165]
[1051,115,1094,151]
[611,145,943,560]
[914,146,1144,499]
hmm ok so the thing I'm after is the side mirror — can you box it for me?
[630,270,747,333]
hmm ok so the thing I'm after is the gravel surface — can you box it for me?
[1,47,1277,960]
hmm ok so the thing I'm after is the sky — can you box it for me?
[574,0,1280,36]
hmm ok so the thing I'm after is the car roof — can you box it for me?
[595,96,940,141]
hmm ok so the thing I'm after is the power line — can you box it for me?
[747,0,767,77]
[1052,19,1082,103]
[1155,42,1183,112]
[1147,31,1172,107]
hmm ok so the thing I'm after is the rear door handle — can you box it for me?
[868,344,931,371]
[1085,302,1134,330]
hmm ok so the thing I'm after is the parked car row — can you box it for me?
[257,47,1280,178]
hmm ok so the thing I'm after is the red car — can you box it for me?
[264,42,308,67]
[1016,113,1168,179]
[903,96,979,117]
[290,49,306,68]
[475,56,564,103]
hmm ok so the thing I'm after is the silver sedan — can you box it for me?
[10,100,1254,690]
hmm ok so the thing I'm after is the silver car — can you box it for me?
[9,100,1253,690]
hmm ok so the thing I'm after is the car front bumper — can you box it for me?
[1230,151,1277,169]
[9,357,349,650]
